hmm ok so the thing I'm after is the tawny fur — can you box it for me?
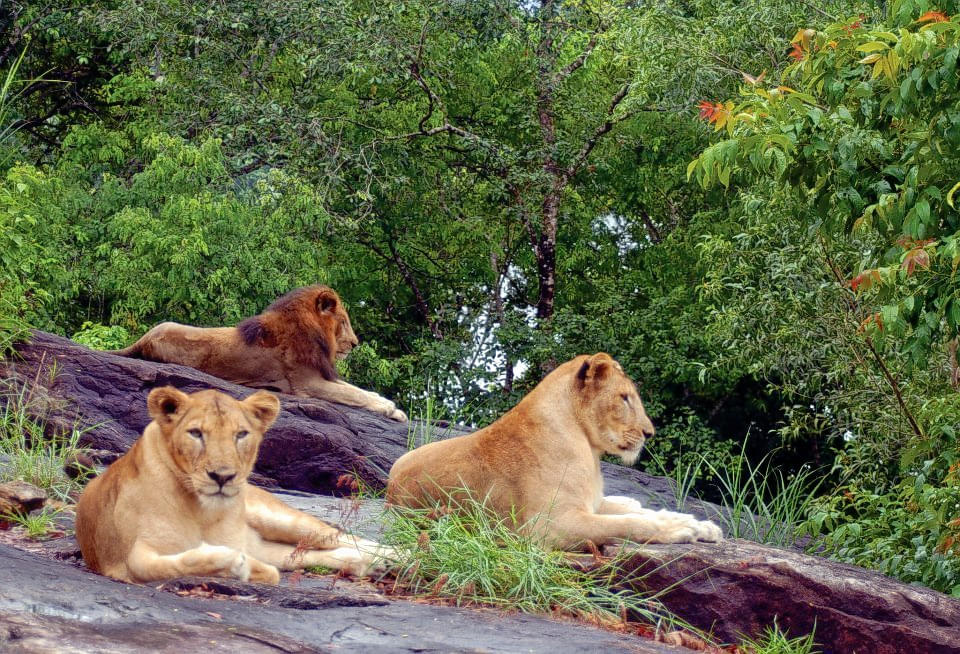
[387,353,723,549]
[112,285,406,422]
[75,387,393,584]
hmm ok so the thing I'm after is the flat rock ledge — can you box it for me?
[236,493,960,654]
[0,542,677,654]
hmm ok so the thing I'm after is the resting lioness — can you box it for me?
[387,353,722,549]
[76,386,392,584]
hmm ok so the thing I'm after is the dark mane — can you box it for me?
[256,285,340,382]
[237,316,270,346]
[262,284,334,313]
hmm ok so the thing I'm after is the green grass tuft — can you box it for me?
[0,378,93,502]
[740,619,820,654]
[381,490,684,630]
[2,505,65,540]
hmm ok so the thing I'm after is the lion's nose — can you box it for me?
[207,470,236,488]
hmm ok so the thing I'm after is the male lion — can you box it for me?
[387,353,722,549]
[76,386,393,584]
[113,285,407,422]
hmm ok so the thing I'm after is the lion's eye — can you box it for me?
[621,394,630,405]
[236,430,249,440]
[187,428,203,440]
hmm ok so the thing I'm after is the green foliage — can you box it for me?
[689,3,960,592]
[1,126,331,334]
[802,469,960,596]
[689,7,960,368]
[0,49,29,168]
[71,322,130,351]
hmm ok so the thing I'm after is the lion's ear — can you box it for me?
[243,390,280,431]
[316,288,339,314]
[147,386,190,424]
[575,353,615,387]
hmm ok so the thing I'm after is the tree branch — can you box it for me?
[564,82,632,180]
[819,235,924,440]
[553,34,599,85]
[638,206,662,244]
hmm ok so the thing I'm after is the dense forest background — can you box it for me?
[3,0,960,594]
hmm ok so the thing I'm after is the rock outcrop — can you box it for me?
[4,330,960,653]
[610,539,960,653]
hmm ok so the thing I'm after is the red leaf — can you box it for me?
[698,100,717,120]
[902,248,931,276]
[842,14,866,33]
[850,269,882,292]
[788,43,805,61]
[918,10,949,23]
[858,312,884,333]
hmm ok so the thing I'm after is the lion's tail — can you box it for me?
[110,342,142,358]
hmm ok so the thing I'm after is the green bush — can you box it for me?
[802,470,960,596]
[71,322,130,350]
[1,126,331,335]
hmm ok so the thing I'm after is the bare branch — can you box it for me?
[797,0,837,20]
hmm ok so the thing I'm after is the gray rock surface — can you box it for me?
[0,543,679,653]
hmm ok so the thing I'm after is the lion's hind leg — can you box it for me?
[244,486,342,549]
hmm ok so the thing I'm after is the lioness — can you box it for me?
[113,285,407,422]
[387,353,722,549]
[76,386,392,584]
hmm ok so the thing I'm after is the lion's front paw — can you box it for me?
[694,519,723,542]
[649,512,703,544]
[248,560,281,585]
[195,544,251,581]
[374,398,407,422]
[348,538,398,572]
[222,550,252,582]
[658,524,699,544]
[327,546,381,577]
